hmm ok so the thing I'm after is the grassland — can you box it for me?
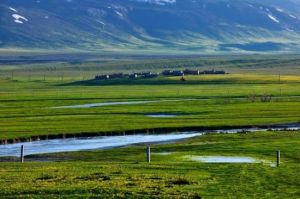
[0,54,299,198]
[0,131,299,198]
[0,55,300,140]
[0,71,300,141]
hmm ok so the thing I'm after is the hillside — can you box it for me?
[1,0,300,53]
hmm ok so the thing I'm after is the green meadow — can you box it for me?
[0,73,300,141]
[0,54,299,198]
[0,131,299,198]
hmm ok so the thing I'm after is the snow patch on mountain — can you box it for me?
[12,14,28,24]
[9,7,18,13]
[275,7,297,19]
[96,20,105,26]
[115,10,124,18]
[289,14,297,19]
[133,0,176,5]
[268,14,280,23]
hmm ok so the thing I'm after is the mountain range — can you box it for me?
[1,0,300,53]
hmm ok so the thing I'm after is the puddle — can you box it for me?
[187,155,260,163]
[146,114,177,118]
[154,152,173,155]
[0,132,201,157]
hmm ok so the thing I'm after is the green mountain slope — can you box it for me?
[1,0,300,53]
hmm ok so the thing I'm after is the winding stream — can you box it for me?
[51,96,300,109]
[0,124,299,157]
[51,99,207,109]
[0,132,201,157]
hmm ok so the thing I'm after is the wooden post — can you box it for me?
[146,145,151,163]
[20,145,24,163]
[279,88,282,97]
[276,150,280,167]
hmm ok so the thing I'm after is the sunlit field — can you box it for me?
[0,73,300,141]
[1,131,299,198]
[0,54,299,198]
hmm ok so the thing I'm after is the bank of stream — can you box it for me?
[0,123,299,157]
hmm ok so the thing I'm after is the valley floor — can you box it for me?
[0,73,300,141]
[0,131,299,198]
[0,54,299,198]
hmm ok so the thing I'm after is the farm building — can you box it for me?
[109,73,126,79]
[141,72,159,78]
[183,69,200,75]
[202,69,226,74]
[95,75,109,80]
[129,74,138,79]
[162,70,184,76]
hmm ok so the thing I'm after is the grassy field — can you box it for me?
[0,71,300,141]
[0,131,299,198]
[0,54,299,198]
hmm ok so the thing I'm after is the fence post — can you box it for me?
[146,145,151,163]
[276,150,280,167]
[20,145,24,163]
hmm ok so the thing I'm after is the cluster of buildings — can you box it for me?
[94,69,226,80]
[95,72,159,80]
